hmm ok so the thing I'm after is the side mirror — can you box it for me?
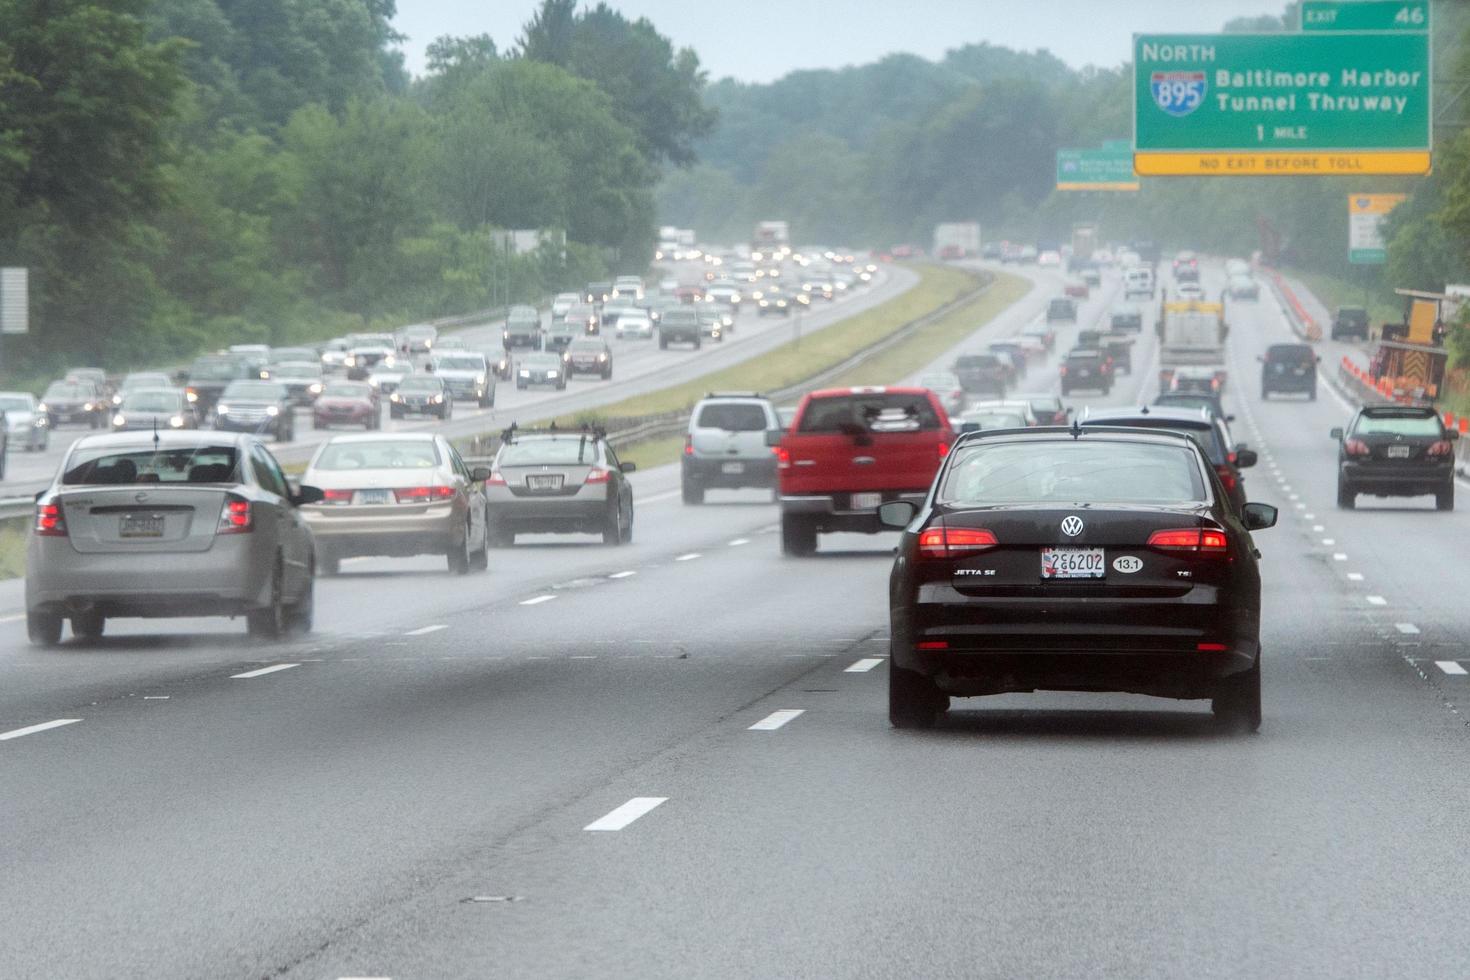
[1329,427,1344,441]
[619,461,637,473]
[764,429,785,447]
[1225,414,1236,423]
[1242,502,1278,531]
[877,500,918,529]
[470,467,492,482]
[1449,429,1461,442]
[294,485,325,506]
[1235,448,1258,469]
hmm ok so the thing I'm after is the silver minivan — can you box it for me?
[26,431,322,645]
[681,393,780,504]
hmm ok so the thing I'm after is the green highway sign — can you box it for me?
[1133,30,1431,176]
[1302,1,1428,33]
[1056,145,1139,191]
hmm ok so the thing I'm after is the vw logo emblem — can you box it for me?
[134,492,149,503]
[1060,516,1085,537]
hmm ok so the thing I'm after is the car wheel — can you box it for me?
[1211,655,1262,733]
[1336,480,1356,510]
[602,501,623,546]
[285,574,314,635]
[781,514,817,557]
[27,610,62,647]
[320,552,341,577]
[1437,483,1455,511]
[889,657,946,729]
[620,505,633,544]
[471,521,490,571]
[70,610,105,643]
[246,563,287,640]
[682,480,704,505]
[448,526,472,575]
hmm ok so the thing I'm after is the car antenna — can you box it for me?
[152,417,160,451]
[1070,417,1083,440]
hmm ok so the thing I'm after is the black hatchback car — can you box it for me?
[1332,405,1458,510]
[1260,343,1319,399]
[1059,350,1112,395]
[880,427,1276,730]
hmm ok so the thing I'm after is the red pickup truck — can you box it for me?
[770,387,955,556]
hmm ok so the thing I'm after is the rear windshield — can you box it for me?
[314,440,439,470]
[1337,308,1368,324]
[1355,413,1441,437]
[696,403,768,432]
[1267,345,1314,363]
[64,446,239,485]
[941,441,1205,505]
[798,393,941,434]
[498,438,599,466]
[960,412,1026,431]
[1084,419,1224,463]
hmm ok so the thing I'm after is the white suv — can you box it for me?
[681,393,781,504]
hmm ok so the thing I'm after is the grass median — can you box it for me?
[532,265,1032,472]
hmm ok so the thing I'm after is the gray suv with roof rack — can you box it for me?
[682,393,781,504]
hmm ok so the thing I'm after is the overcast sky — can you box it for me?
[391,1,1286,81]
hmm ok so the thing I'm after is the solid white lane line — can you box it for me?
[0,718,81,741]
[748,709,805,731]
[231,663,299,679]
[674,553,701,562]
[845,658,884,673]
[1436,661,1467,675]
[1365,595,1387,606]
[584,797,667,831]
[520,595,557,606]
[728,538,750,547]
[608,571,637,579]
[1333,553,1348,562]
[1396,623,1421,635]
[405,625,447,636]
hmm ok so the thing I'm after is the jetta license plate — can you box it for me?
[120,514,165,538]
[1041,547,1105,579]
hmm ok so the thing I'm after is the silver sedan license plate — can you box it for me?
[527,474,563,491]
[1041,547,1105,579]
[120,514,165,538]
[356,489,391,505]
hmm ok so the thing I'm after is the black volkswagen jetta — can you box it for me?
[881,426,1276,730]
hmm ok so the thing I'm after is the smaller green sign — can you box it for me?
[1301,1,1428,33]
[1056,146,1139,192]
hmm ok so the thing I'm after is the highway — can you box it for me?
[5,259,1470,979]
[1,263,912,495]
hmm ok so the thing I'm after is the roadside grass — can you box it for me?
[606,269,1033,472]
[0,520,29,580]
[1291,268,1399,329]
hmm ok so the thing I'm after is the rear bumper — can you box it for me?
[488,494,608,533]
[1340,462,1453,493]
[27,538,270,617]
[1262,372,1315,391]
[303,506,459,555]
[780,491,927,533]
[684,456,777,488]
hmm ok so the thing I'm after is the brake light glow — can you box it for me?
[916,640,949,650]
[1428,440,1453,457]
[1147,528,1228,554]
[683,435,694,457]
[918,526,998,558]
[584,468,612,484]
[1214,464,1237,494]
[1197,643,1228,652]
[775,446,791,468]
[322,489,353,505]
[35,501,66,537]
[1344,438,1370,457]
[938,442,950,458]
[393,486,456,503]
[217,495,252,534]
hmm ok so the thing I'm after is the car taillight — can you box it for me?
[683,435,693,457]
[35,500,66,537]
[1344,438,1370,456]
[1214,464,1237,494]
[584,468,612,484]
[938,441,950,458]
[394,486,456,503]
[218,495,252,534]
[322,489,353,505]
[1147,528,1228,554]
[918,526,998,558]
[1059,366,1068,376]
[775,446,791,468]
[1428,440,1454,457]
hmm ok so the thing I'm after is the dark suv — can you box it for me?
[1332,405,1457,511]
[1060,350,1112,396]
[1046,297,1078,323]
[1260,343,1319,400]
[1330,307,1370,341]
[952,354,1008,397]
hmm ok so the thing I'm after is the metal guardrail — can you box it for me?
[462,269,996,457]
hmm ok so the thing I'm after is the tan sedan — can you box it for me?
[300,432,490,575]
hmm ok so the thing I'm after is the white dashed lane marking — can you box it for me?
[0,718,81,741]
[1333,553,1348,562]
[520,595,557,606]
[748,709,805,731]
[584,797,668,832]
[728,538,750,547]
[1348,573,1365,581]
[405,624,447,636]
[231,664,299,679]
[1396,623,1421,635]
[675,553,701,562]
[1366,596,1387,606]
[608,571,636,580]
[1437,661,1467,675]
[845,658,884,673]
